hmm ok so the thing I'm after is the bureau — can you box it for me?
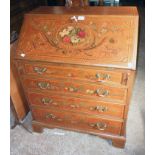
[14,6,139,148]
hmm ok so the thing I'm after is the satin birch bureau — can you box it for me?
[14,6,139,148]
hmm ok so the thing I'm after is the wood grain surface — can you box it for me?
[14,6,139,148]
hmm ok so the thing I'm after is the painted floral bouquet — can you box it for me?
[59,26,86,44]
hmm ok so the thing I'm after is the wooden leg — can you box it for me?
[112,138,126,148]
[32,123,43,133]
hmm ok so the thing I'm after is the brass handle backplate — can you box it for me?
[41,98,53,105]
[86,89,109,97]
[38,82,50,89]
[46,113,56,119]
[90,122,107,131]
[46,113,63,122]
[95,89,109,97]
[90,106,108,112]
[96,73,111,81]
[34,67,47,74]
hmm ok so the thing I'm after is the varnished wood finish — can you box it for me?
[29,6,138,15]
[32,120,126,142]
[32,108,123,135]
[22,77,127,101]
[14,6,139,148]
[10,41,29,121]
[112,138,126,148]
[27,91,125,118]
[15,6,138,69]
[32,122,43,133]
[17,61,128,85]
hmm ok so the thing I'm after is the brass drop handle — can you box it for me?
[96,122,107,130]
[90,106,108,112]
[34,67,47,74]
[96,73,111,81]
[103,74,111,80]
[90,122,107,131]
[96,73,101,79]
[96,89,109,97]
[102,90,109,96]
[41,98,53,105]
[38,82,50,89]
[46,113,56,119]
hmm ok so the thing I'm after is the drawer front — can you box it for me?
[28,92,125,118]
[32,108,123,135]
[23,77,127,101]
[19,62,127,85]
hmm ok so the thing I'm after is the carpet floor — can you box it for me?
[10,7,145,155]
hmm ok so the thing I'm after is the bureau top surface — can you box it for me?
[29,6,138,16]
[15,6,139,70]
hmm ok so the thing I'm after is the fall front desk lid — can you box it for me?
[15,6,139,70]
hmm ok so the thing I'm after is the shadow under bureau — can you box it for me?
[14,6,139,148]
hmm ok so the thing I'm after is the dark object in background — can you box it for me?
[89,0,99,6]
[10,31,18,43]
[120,0,145,6]
[10,0,47,42]
[47,0,65,6]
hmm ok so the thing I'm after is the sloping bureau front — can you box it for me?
[14,6,139,148]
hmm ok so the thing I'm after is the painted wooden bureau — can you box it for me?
[14,6,139,148]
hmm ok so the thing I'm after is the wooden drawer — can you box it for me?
[27,92,125,119]
[22,77,127,101]
[32,108,123,135]
[18,62,128,85]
